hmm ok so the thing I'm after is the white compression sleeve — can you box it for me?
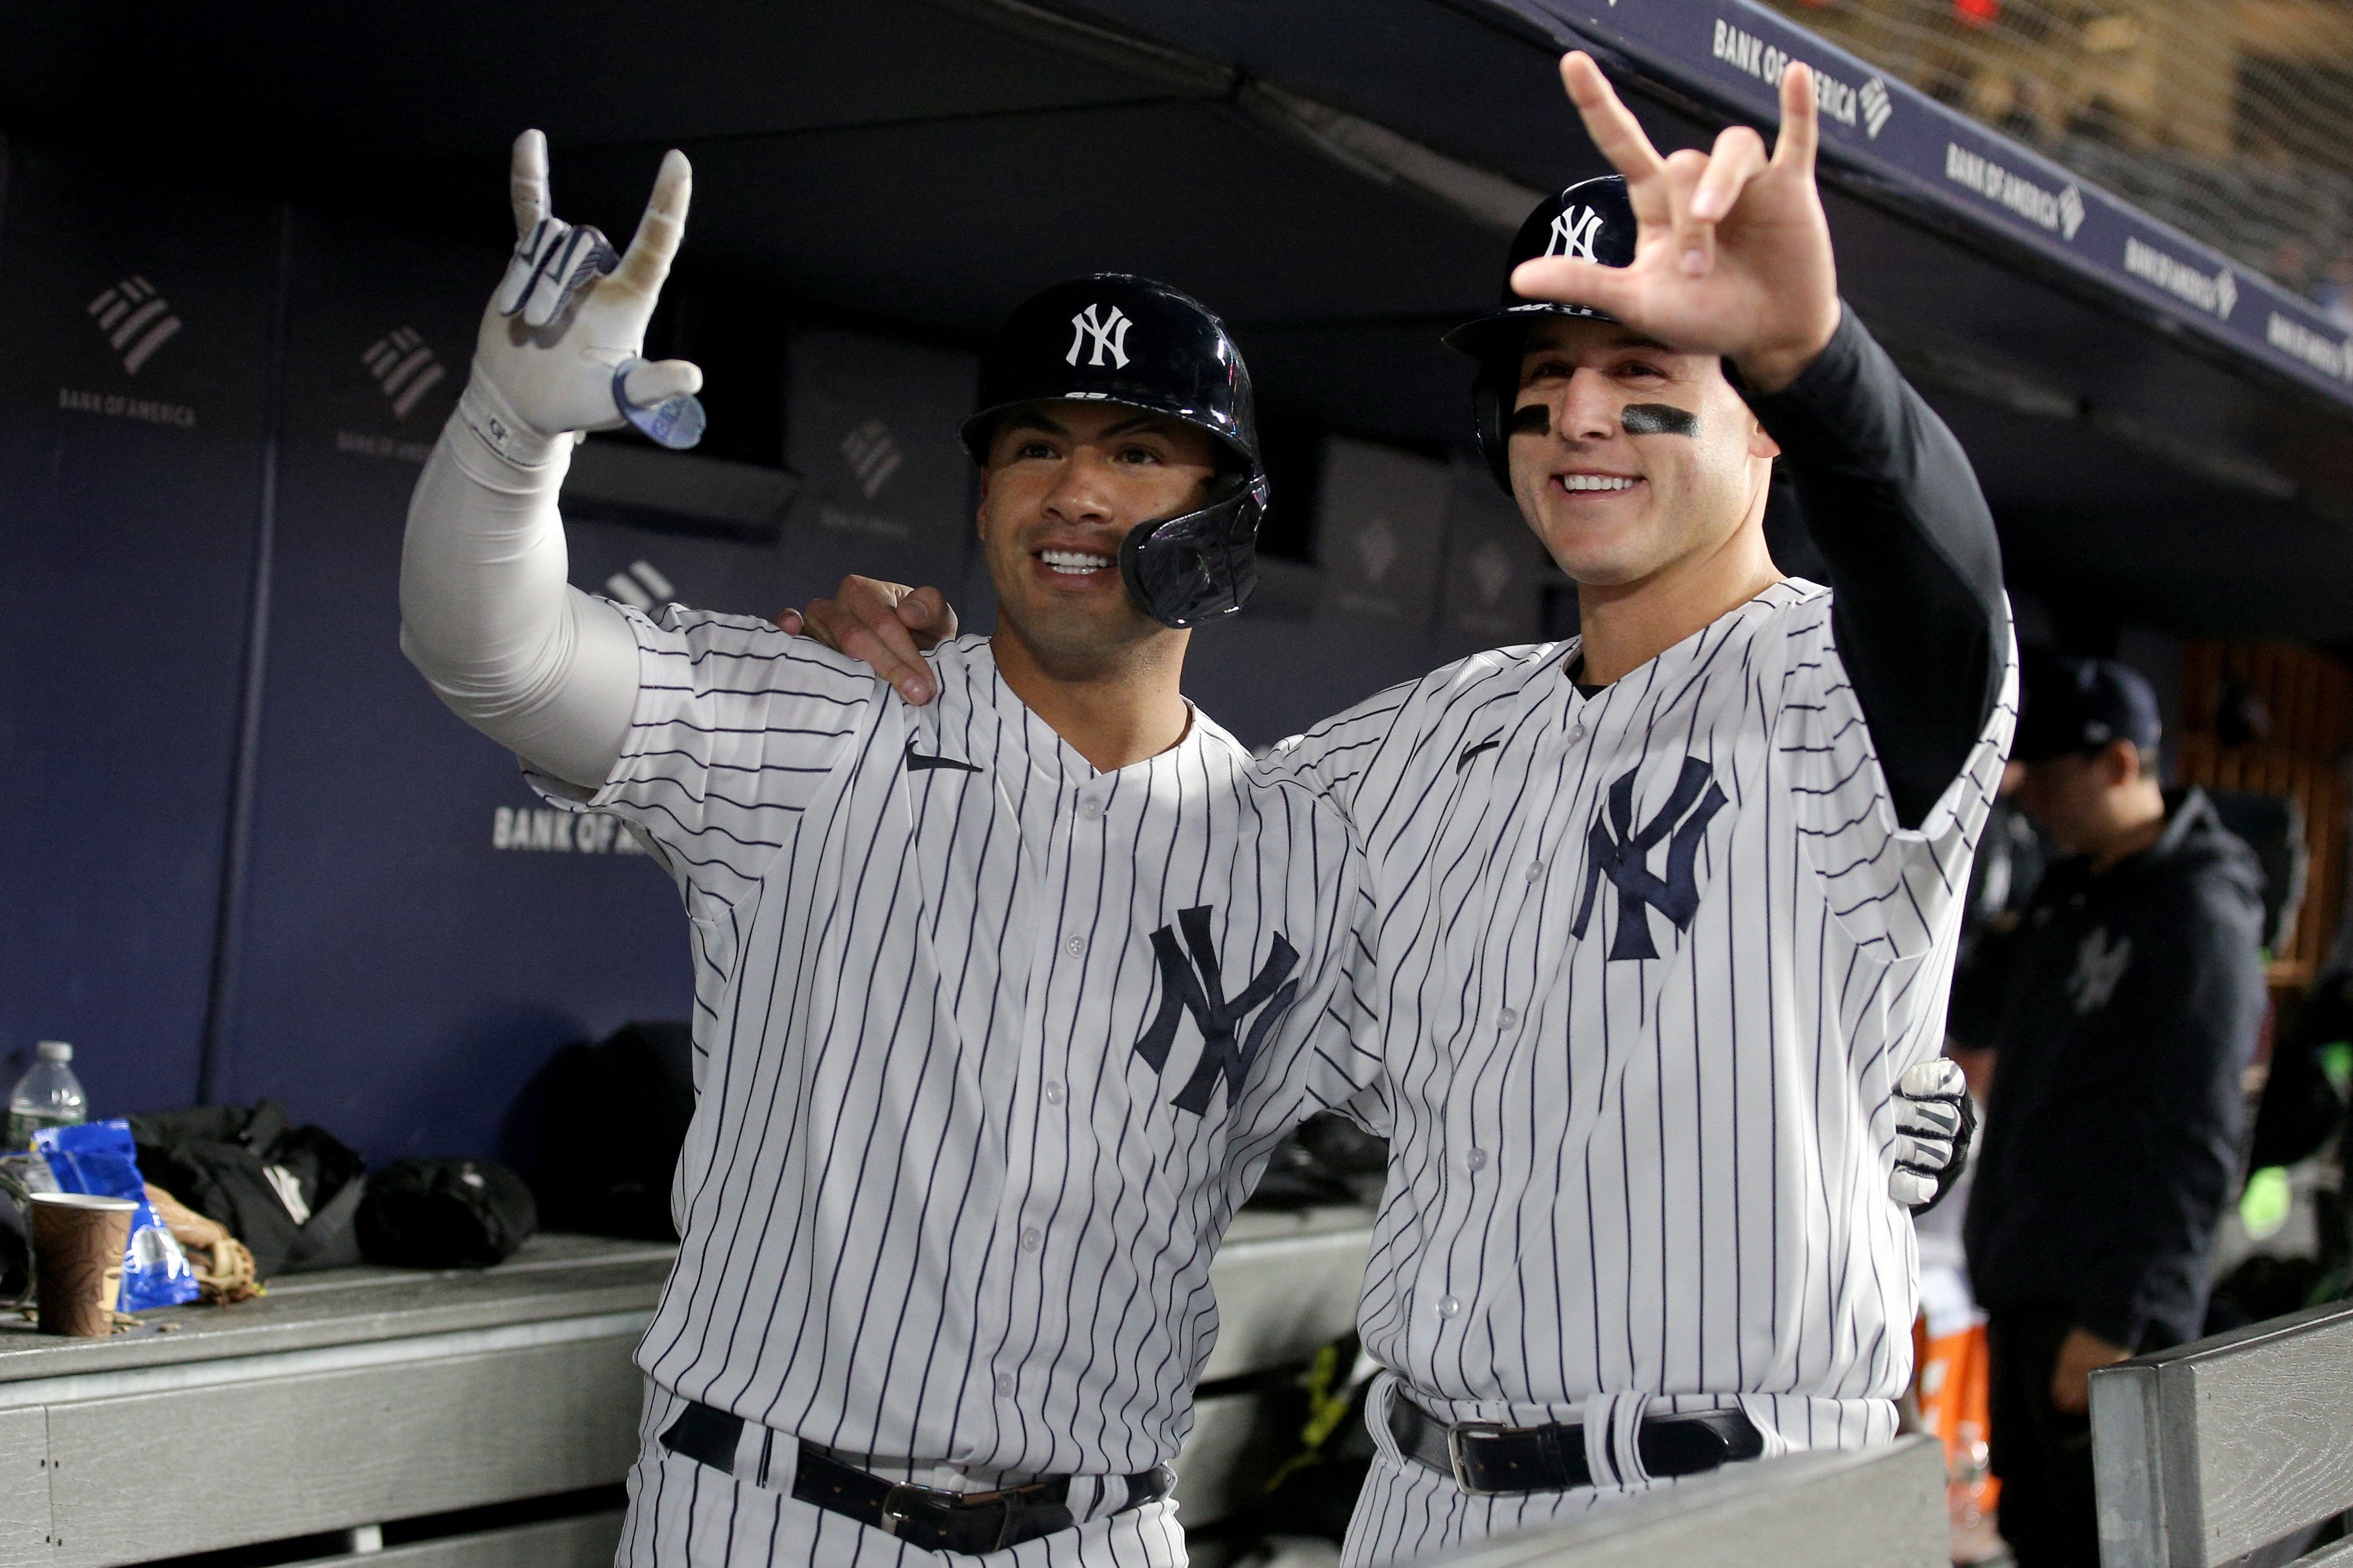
[398,380,640,792]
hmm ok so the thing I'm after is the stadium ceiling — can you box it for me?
[3,0,2350,639]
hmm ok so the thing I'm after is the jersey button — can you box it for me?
[1043,1081,1065,1105]
[1437,1295,1462,1318]
[1065,935,1087,958]
[1021,1228,1042,1252]
[1080,797,1104,820]
[1567,720,1587,741]
[1524,861,1543,882]
[1466,1149,1488,1172]
[1496,1008,1518,1029]
[997,1372,1015,1397]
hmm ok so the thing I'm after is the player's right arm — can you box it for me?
[399,130,703,792]
[404,135,877,901]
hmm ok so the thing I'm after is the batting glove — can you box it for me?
[458,129,705,464]
[1890,1059,1975,1213]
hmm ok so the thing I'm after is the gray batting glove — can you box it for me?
[1890,1059,1974,1213]
[458,130,705,463]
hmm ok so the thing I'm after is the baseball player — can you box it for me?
[799,54,2007,1565]
[1291,57,2014,1562]
[398,134,1385,1563]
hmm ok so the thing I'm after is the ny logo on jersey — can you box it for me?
[1133,905,1300,1116]
[1570,757,1729,961]
[2068,926,2132,1014]
[1547,205,1603,262]
[1066,304,1133,368]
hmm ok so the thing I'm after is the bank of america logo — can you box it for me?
[602,559,674,611]
[361,327,447,420]
[87,276,182,375]
[841,419,901,499]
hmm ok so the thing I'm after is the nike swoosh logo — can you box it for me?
[1456,735,1502,773]
[905,737,981,774]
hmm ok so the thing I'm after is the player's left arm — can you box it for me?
[1739,317,2008,831]
[1514,54,2010,831]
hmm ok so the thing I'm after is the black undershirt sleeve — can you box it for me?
[1738,305,2007,831]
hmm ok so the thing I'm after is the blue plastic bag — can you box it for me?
[34,1120,202,1312]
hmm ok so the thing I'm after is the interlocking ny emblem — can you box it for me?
[2068,927,2132,1014]
[1066,303,1133,368]
[1133,906,1300,1116]
[1547,205,1603,262]
[1570,757,1729,961]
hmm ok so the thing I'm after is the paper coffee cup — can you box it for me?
[30,1192,135,1338]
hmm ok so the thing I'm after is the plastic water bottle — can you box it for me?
[7,1042,87,1150]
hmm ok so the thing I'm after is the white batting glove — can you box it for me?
[458,129,705,464]
[1890,1059,1975,1213]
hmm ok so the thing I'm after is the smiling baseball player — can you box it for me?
[1275,57,2015,1561]
[801,53,2006,1564]
[398,135,1387,1564]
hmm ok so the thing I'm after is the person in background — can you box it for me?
[1954,653,2268,1568]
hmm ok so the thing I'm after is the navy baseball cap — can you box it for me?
[2014,654,2163,765]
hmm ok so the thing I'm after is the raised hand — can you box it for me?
[778,576,957,705]
[1511,53,1841,392]
[467,130,704,447]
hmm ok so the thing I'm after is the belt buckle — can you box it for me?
[879,1480,1026,1550]
[878,1481,957,1539]
[1445,1422,1507,1497]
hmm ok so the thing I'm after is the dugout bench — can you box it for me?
[2092,1298,2353,1568]
[0,1209,1374,1567]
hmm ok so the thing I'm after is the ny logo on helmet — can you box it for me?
[1067,304,1133,368]
[1547,206,1604,263]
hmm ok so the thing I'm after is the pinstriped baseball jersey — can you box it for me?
[1257,578,2017,1470]
[528,611,1380,1483]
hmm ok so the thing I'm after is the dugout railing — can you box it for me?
[2091,1298,2353,1568]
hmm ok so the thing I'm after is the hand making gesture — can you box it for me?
[1512,52,1840,392]
[466,130,705,450]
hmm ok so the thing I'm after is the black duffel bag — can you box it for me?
[127,1101,367,1278]
[357,1157,537,1268]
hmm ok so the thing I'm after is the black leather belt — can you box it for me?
[659,1400,1171,1553]
[1388,1394,1763,1496]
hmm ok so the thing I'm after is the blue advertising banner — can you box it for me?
[1484,0,2353,410]
[0,138,278,1120]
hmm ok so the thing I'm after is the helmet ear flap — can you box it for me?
[1472,358,1516,496]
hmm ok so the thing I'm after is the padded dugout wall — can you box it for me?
[0,138,278,1118]
[215,215,757,1165]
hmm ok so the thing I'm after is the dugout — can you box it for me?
[1,1,2350,1563]
[5,0,2350,1154]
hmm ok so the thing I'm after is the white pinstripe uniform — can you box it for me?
[528,613,1379,1566]
[1254,579,2016,1566]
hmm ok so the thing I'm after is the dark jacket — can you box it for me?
[1958,788,2267,1349]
